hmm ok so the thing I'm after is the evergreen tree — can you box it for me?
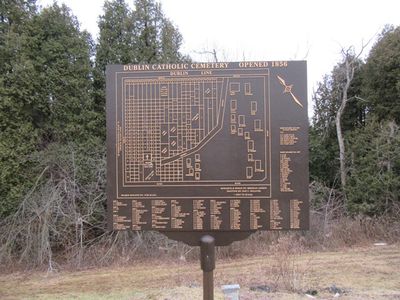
[310,76,340,185]
[0,0,37,75]
[362,25,400,123]
[93,0,189,138]
[0,0,39,217]
[0,3,96,217]
[25,4,95,143]
[160,19,185,63]
[93,0,135,138]
[133,0,162,63]
[346,119,400,215]
[132,0,187,63]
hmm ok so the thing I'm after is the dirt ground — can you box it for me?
[0,244,399,299]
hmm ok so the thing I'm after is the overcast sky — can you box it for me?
[38,0,400,115]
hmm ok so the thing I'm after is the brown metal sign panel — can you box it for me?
[107,61,309,236]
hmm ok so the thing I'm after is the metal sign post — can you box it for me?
[200,235,215,300]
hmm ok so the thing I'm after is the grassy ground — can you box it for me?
[0,244,399,299]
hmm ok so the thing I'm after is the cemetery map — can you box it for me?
[107,62,309,232]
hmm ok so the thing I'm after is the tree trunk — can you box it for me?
[336,58,354,189]
[335,103,347,188]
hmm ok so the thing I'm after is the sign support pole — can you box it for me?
[200,235,215,300]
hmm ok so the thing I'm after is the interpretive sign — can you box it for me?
[107,61,309,236]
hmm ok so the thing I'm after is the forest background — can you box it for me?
[0,0,399,270]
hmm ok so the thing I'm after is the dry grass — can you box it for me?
[0,243,399,299]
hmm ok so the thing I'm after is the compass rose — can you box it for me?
[277,75,304,108]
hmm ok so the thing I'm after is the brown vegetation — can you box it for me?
[0,243,399,299]
[1,211,398,272]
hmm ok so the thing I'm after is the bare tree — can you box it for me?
[193,48,219,62]
[335,44,368,190]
